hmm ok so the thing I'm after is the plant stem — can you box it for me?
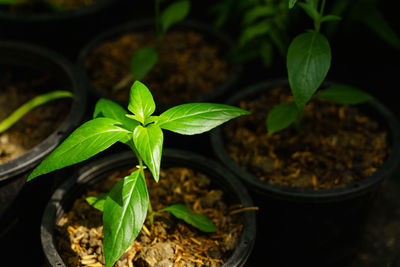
[137,155,155,224]
[0,90,73,134]
[314,0,326,32]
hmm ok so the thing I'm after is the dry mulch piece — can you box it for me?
[57,167,243,267]
[85,30,230,106]
[0,71,71,163]
[224,86,390,190]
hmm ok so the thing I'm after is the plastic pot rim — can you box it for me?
[0,40,86,181]
[210,79,400,203]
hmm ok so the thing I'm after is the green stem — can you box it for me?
[137,155,155,224]
[0,90,73,134]
[315,0,326,32]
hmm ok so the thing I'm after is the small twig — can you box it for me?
[229,206,259,215]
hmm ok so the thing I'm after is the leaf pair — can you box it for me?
[130,0,190,81]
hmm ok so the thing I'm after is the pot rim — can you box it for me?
[76,18,242,110]
[210,79,400,202]
[0,41,86,181]
[0,0,117,22]
[41,149,256,267]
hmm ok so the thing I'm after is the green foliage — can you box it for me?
[129,0,190,81]
[266,0,373,134]
[29,80,249,267]
[0,90,73,134]
[160,204,217,232]
[287,31,331,109]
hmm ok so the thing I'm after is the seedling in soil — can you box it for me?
[28,81,249,267]
[127,0,190,83]
[266,0,372,134]
[0,90,73,134]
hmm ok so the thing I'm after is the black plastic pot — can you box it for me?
[0,41,86,226]
[41,149,256,267]
[0,0,125,59]
[210,80,400,266]
[77,19,242,110]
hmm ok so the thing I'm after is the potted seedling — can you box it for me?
[78,0,240,108]
[29,81,253,266]
[210,0,400,265]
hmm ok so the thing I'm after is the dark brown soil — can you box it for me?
[57,167,244,267]
[224,86,390,190]
[0,70,71,163]
[85,30,230,106]
[0,0,100,13]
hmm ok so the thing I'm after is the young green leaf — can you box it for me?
[103,170,149,267]
[160,204,217,232]
[320,14,342,23]
[288,0,297,9]
[242,6,275,26]
[287,31,331,109]
[298,2,320,21]
[266,102,299,134]
[157,103,250,135]
[27,118,130,181]
[132,124,163,182]
[128,81,156,124]
[315,85,373,104]
[93,98,139,131]
[86,193,108,212]
[239,20,270,47]
[161,0,190,33]
[0,90,73,134]
[130,47,158,81]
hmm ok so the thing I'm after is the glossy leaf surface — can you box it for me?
[103,170,148,267]
[161,204,217,232]
[267,102,299,134]
[133,124,163,182]
[128,81,155,124]
[157,103,250,135]
[27,118,129,181]
[287,31,331,109]
[315,85,373,104]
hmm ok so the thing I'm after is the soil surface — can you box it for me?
[85,30,230,107]
[0,0,100,13]
[0,69,71,163]
[57,167,243,266]
[224,86,390,190]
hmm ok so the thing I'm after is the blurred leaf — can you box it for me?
[287,31,331,109]
[260,41,273,67]
[298,2,320,21]
[161,0,190,33]
[315,85,373,104]
[239,19,271,47]
[267,103,299,134]
[242,6,275,26]
[321,15,342,23]
[289,0,297,9]
[130,47,158,81]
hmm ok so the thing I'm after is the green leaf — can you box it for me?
[130,47,158,81]
[260,41,273,67]
[267,102,299,134]
[157,103,250,135]
[0,90,73,134]
[353,5,400,49]
[315,85,373,104]
[242,6,275,26]
[161,0,190,33]
[289,0,297,9]
[27,118,129,181]
[161,204,217,232]
[320,14,342,23]
[103,170,148,267]
[133,124,163,182]
[239,19,270,47]
[86,193,108,212]
[93,98,139,131]
[287,31,331,109]
[0,0,17,4]
[128,81,156,124]
[298,2,320,21]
